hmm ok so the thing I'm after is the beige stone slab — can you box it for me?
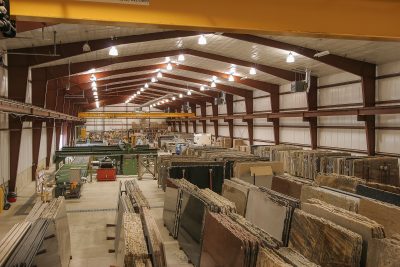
[366,237,400,267]
[358,198,400,238]
[300,185,360,212]
[222,180,249,216]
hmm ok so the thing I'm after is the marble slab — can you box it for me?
[222,180,249,216]
[289,209,362,267]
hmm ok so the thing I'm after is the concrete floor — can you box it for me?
[0,175,192,267]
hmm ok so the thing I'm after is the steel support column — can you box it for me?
[190,103,197,133]
[359,71,376,156]
[244,94,254,145]
[224,94,234,147]
[305,77,318,149]
[46,120,54,168]
[268,92,280,145]
[55,121,62,151]
[211,103,219,138]
[200,103,207,133]
[32,120,43,181]
[9,118,22,192]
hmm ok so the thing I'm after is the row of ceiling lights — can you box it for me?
[90,74,100,108]
[87,34,296,108]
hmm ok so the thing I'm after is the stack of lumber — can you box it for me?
[0,222,31,266]
[3,219,50,267]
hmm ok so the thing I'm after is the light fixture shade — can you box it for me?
[157,72,163,78]
[140,87,144,92]
[249,67,257,75]
[211,81,216,88]
[172,96,176,100]
[165,56,171,62]
[187,90,192,95]
[95,101,100,108]
[179,93,183,98]
[91,81,97,88]
[228,74,235,82]
[178,54,185,61]
[109,46,119,56]
[88,68,96,74]
[92,87,97,91]
[166,99,169,102]
[198,34,207,45]
[151,77,156,83]
[83,42,91,52]
[90,74,96,81]
[137,91,141,95]
[200,85,205,91]
[212,75,218,81]
[286,52,295,63]
[166,63,173,71]
[145,83,149,88]
[93,91,98,96]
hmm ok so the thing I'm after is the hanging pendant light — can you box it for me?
[178,54,185,61]
[172,96,176,101]
[95,101,100,108]
[249,67,257,75]
[211,81,216,88]
[198,34,207,45]
[228,74,235,82]
[151,77,156,83]
[145,83,149,88]
[166,63,173,71]
[179,93,183,98]
[157,71,163,78]
[200,85,205,91]
[109,46,118,56]
[187,90,192,95]
[140,87,145,92]
[90,74,96,81]
[286,52,295,63]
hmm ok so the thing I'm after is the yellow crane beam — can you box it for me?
[11,0,400,40]
[78,112,195,119]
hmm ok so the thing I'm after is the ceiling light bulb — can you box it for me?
[109,46,119,56]
[249,67,257,75]
[91,81,97,88]
[211,81,216,88]
[166,99,169,102]
[151,77,156,83]
[93,91,98,96]
[145,83,149,88]
[150,104,153,108]
[92,87,97,91]
[157,72,163,78]
[95,101,100,108]
[90,74,96,81]
[178,54,185,61]
[198,34,207,45]
[137,91,141,95]
[172,96,176,101]
[165,56,171,62]
[230,65,236,74]
[179,93,183,98]
[187,90,192,95]
[158,102,161,105]
[140,87,145,92]
[166,63,173,71]
[212,75,218,81]
[125,101,129,104]
[286,52,295,63]
[228,74,235,82]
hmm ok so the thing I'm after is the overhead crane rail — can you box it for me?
[78,112,195,119]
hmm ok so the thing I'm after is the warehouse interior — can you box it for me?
[1,1,400,267]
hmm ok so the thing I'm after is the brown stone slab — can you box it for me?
[366,237,400,267]
[289,209,362,267]
[271,176,306,199]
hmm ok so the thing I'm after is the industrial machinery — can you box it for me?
[54,157,89,199]
[96,157,117,182]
